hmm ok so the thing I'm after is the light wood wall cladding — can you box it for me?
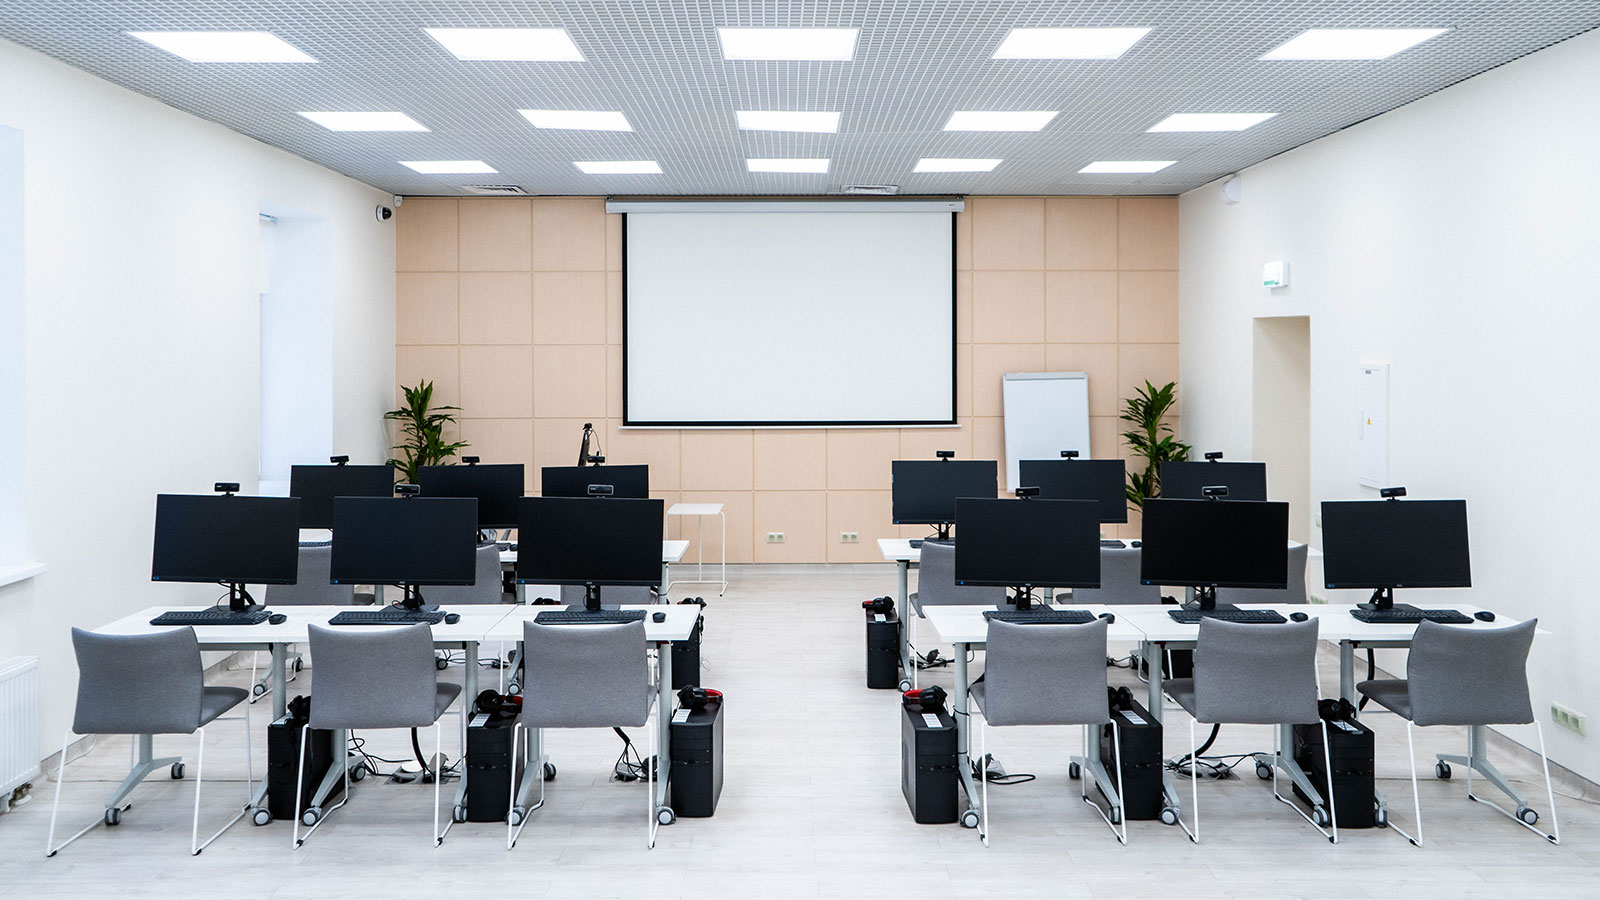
[395,196,1178,562]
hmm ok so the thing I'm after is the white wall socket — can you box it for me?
[840,532,859,543]
[766,532,785,544]
[1552,702,1586,735]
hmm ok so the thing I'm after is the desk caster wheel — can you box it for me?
[452,804,468,824]
[351,764,368,783]
[1068,762,1081,780]
[170,762,185,780]
[508,807,525,827]
[104,807,122,827]
[1159,807,1179,826]
[1517,806,1539,826]
[543,762,557,781]
[1312,806,1331,828]
[435,657,449,671]
[656,806,676,826]
[960,808,981,829]
[897,678,913,692]
[251,683,268,698]
[1374,805,1388,828]
[301,807,321,827]
[252,808,272,826]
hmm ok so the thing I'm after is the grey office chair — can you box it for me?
[426,543,506,605]
[968,618,1125,845]
[507,618,659,849]
[1215,542,1309,605]
[1163,617,1338,844]
[293,623,463,848]
[249,542,354,703]
[1072,546,1161,604]
[907,541,1006,688]
[1357,619,1557,846]
[47,628,252,857]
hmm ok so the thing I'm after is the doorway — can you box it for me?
[1252,316,1311,543]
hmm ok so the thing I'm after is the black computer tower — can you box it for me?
[1098,698,1164,820]
[901,703,959,824]
[671,613,703,689]
[669,696,724,817]
[466,711,524,822]
[267,715,342,821]
[1293,713,1376,828]
[866,610,901,689]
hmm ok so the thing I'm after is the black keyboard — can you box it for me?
[534,609,648,625]
[1350,608,1473,625]
[1100,539,1125,548]
[329,609,446,626]
[984,609,1096,625]
[150,609,272,626]
[1168,608,1288,625]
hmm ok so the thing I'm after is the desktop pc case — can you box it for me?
[267,715,343,820]
[671,613,703,689]
[1098,698,1165,820]
[466,709,524,822]
[865,609,901,689]
[1293,712,1376,828]
[669,696,724,817]
[901,702,959,824]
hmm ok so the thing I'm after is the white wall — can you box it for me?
[0,38,395,748]
[1180,29,1600,779]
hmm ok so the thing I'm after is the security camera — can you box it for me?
[376,205,393,222]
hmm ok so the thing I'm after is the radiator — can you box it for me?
[0,657,40,799]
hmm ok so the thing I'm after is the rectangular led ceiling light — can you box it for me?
[1079,160,1175,174]
[747,158,830,173]
[718,27,858,61]
[127,31,315,63]
[913,158,1002,173]
[299,111,429,131]
[1147,113,1276,132]
[944,110,1057,132]
[574,160,663,174]
[992,27,1151,59]
[400,160,497,174]
[1261,28,1448,60]
[735,110,840,133]
[424,27,584,61]
[519,109,632,131]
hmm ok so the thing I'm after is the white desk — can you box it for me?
[500,539,690,599]
[876,539,919,691]
[667,503,726,595]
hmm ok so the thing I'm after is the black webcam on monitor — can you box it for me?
[330,455,349,466]
[1380,486,1407,500]
[588,484,615,497]
[1015,486,1041,498]
[461,456,480,465]
[214,482,239,495]
[1061,450,1080,459]
[394,483,421,497]
[1201,485,1229,499]
[1204,451,1224,461]
[935,450,955,460]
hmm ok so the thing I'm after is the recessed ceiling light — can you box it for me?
[574,160,662,175]
[1079,160,1176,174]
[519,109,632,131]
[718,27,858,61]
[1147,113,1277,132]
[992,27,1151,59]
[914,158,1002,173]
[1261,28,1448,60]
[127,31,315,63]
[400,160,497,174]
[423,27,584,61]
[944,111,1057,132]
[735,110,840,133]
[299,111,429,132]
[747,158,830,174]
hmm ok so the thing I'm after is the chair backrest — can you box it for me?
[306,623,442,730]
[916,540,1007,609]
[1192,617,1320,725]
[521,620,651,729]
[422,543,504,605]
[1407,618,1536,727]
[1214,542,1308,606]
[71,628,206,735]
[559,584,656,607]
[1071,547,1161,604]
[979,618,1109,727]
[265,543,355,606]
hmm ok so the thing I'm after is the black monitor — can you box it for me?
[329,497,477,609]
[1159,460,1267,502]
[1322,498,1470,610]
[515,496,664,610]
[953,498,1101,608]
[288,464,395,529]
[1018,458,1128,524]
[151,494,301,610]
[540,464,649,499]
[1140,498,1289,610]
[891,460,999,538]
[418,464,523,529]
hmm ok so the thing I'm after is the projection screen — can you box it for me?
[622,205,956,427]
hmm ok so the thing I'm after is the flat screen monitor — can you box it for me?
[1018,458,1128,524]
[1321,499,1471,589]
[892,460,998,526]
[418,464,523,529]
[151,494,300,585]
[1159,461,1267,502]
[288,464,394,529]
[329,497,477,586]
[515,497,664,587]
[1140,498,1288,589]
[952,498,1101,589]
[540,464,649,499]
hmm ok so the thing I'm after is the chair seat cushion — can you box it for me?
[1164,678,1198,718]
[1357,679,1413,721]
[199,686,249,726]
[523,683,653,730]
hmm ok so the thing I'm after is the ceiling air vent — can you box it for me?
[840,184,900,196]
[462,184,528,195]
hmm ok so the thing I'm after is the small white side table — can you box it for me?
[666,502,727,595]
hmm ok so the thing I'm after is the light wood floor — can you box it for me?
[2,565,1595,899]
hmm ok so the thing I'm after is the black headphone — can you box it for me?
[531,596,560,606]
[287,694,312,722]
[863,596,894,614]
[1318,697,1356,722]
[677,685,722,710]
[475,690,522,717]
[1107,686,1135,712]
[902,685,947,711]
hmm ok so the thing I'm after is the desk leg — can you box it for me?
[1144,641,1184,816]
[896,561,913,692]
[1340,641,1356,704]
[718,510,726,595]
[952,642,980,829]
[661,561,671,599]
[655,643,673,816]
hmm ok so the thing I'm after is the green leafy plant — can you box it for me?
[1121,379,1191,511]
[384,380,468,483]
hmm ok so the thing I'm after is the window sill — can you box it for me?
[0,562,44,588]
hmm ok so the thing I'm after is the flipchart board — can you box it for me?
[1001,372,1092,491]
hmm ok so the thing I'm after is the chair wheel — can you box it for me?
[301,807,321,827]
[656,806,676,826]
[1160,807,1179,826]
[1436,761,1452,780]
[508,807,524,827]
[1255,762,1273,780]
[1374,805,1388,828]
[897,679,912,692]
[1313,806,1331,827]
[1110,807,1122,825]
[351,764,368,783]
[104,807,122,827]
[452,804,468,823]
[1517,806,1539,826]
[543,762,557,781]
[435,657,449,671]
[506,682,521,696]
[170,762,185,780]
[959,808,981,829]
[293,658,304,673]
[251,683,268,697]
[1068,762,1081,780]
[252,808,272,826]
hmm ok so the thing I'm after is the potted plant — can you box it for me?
[385,380,468,483]
[1121,379,1191,511]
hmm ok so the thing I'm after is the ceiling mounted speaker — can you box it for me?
[1221,175,1242,205]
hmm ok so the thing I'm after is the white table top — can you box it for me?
[878,536,1139,564]
[1112,601,1541,644]
[96,604,515,643]
[922,603,1147,645]
[667,503,723,516]
[485,603,700,643]
[500,539,689,566]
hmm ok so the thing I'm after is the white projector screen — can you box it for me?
[624,208,955,426]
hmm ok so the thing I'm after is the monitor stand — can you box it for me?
[570,583,602,613]
[1010,585,1043,611]
[226,582,258,612]
[1183,585,1238,614]
[399,584,439,613]
[1356,586,1426,615]
[932,524,952,542]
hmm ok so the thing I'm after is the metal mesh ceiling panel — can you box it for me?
[1,1,1595,196]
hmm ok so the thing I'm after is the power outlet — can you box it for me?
[840,531,859,544]
[766,532,785,544]
[1552,702,1587,735]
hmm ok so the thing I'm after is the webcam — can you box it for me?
[1201,485,1229,499]
[587,484,615,497]
[1061,450,1080,459]
[586,454,606,465]
[394,483,421,497]
[1380,486,1407,500]
[1015,486,1041,499]
[330,455,349,466]
[935,450,955,460]
[461,456,480,465]
[1204,451,1224,462]
[214,482,240,495]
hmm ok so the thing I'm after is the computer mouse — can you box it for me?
[1290,611,1310,622]
[268,613,287,625]
[1130,541,1142,548]
[652,611,667,623]
[1097,612,1115,624]
[443,612,461,625]
[1474,610,1496,623]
